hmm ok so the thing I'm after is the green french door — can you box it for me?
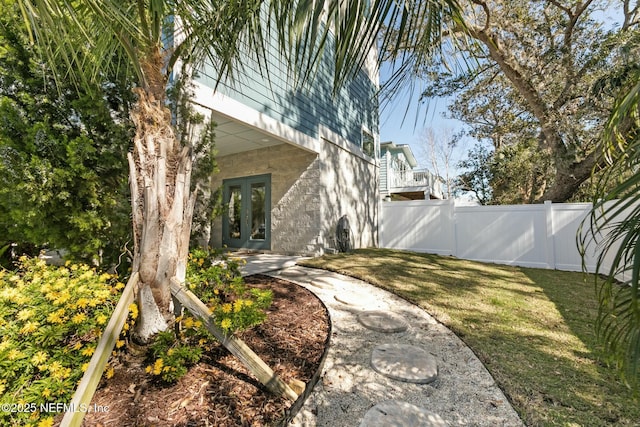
[222,174,271,250]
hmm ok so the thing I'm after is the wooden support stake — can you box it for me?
[61,273,139,427]
[170,278,299,401]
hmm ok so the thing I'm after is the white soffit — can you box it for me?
[212,112,284,157]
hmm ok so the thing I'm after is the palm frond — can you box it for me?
[19,0,466,100]
[584,65,640,390]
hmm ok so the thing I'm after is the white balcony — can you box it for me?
[388,169,428,188]
[383,168,443,200]
[380,142,445,200]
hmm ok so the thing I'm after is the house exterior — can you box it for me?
[189,33,380,255]
[380,141,444,200]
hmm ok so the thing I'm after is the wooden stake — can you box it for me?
[61,273,297,427]
[170,278,299,401]
[60,273,139,427]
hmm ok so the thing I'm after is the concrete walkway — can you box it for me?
[241,256,524,427]
[237,253,307,276]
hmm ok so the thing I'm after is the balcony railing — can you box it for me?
[386,168,444,199]
[388,168,432,188]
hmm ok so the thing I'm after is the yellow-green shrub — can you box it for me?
[0,250,273,426]
[144,248,273,383]
[186,248,272,333]
[0,256,123,426]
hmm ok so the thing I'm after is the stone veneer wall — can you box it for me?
[210,140,378,255]
[210,143,322,254]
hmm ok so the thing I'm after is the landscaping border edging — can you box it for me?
[274,274,333,426]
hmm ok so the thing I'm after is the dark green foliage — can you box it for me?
[488,140,552,205]
[456,143,493,204]
[167,74,219,245]
[0,5,134,267]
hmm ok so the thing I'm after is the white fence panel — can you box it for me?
[582,200,635,281]
[379,199,617,273]
[550,203,595,272]
[380,200,454,255]
[454,204,550,269]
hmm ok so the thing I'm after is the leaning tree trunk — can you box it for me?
[128,84,195,343]
[538,147,603,203]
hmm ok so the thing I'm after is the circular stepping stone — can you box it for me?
[357,311,409,333]
[309,278,335,289]
[279,269,306,277]
[371,344,438,384]
[360,401,447,427]
[334,292,377,306]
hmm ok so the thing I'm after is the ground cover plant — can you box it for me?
[300,248,640,426]
[144,249,272,383]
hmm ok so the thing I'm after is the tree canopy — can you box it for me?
[415,0,639,203]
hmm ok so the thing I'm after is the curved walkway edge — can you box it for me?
[266,265,525,427]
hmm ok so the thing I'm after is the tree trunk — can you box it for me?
[538,149,602,202]
[128,84,195,343]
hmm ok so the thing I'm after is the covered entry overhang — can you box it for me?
[192,83,322,252]
[191,82,379,255]
[193,81,321,157]
[212,112,286,157]
[204,107,283,251]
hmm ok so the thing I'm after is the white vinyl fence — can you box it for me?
[380,199,619,273]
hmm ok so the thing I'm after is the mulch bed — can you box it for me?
[81,275,330,427]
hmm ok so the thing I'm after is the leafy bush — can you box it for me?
[146,329,204,383]
[186,248,272,333]
[0,256,125,426]
[0,8,134,268]
[144,248,273,383]
[0,250,273,427]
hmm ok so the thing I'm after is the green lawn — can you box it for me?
[299,248,639,426]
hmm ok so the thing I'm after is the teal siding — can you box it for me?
[195,28,379,147]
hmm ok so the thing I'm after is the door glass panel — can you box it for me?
[227,185,242,240]
[250,183,266,240]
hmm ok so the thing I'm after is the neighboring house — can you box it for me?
[189,34,379,255]
[380,141,444,200]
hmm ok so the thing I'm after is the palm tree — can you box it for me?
[16,0,464,342]
[584,60,640,389]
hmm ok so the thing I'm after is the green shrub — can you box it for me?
[0,249,273,427]
[0,7,133,268]
[146,330,204,383]
[144,248,272,383]
[186,248,272,333]
[0,256,124,426]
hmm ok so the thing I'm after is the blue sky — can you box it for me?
[379,96,458,157]
[378,71,467,171]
